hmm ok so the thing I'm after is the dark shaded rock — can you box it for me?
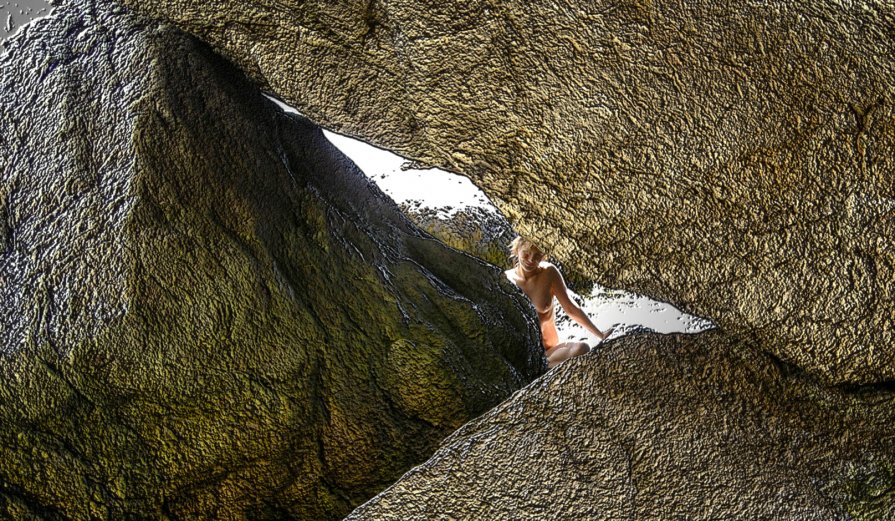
[0,2,542,518]
[116,0,895,385]
[347,331,895,520]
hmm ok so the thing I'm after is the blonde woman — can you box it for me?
[505,237,613,368]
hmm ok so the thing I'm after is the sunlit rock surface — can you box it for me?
[117,0,895,385]
[0,2,543,518]
[347,331,895,520]
[400,204,515,268]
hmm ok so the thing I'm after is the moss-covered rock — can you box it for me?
[0,2,543,518]
[116,0,895,385]
[347,331,895,520]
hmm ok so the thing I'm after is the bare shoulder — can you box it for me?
[504,268,519,284]
[540,261,562,284]
[541,263,566,290]
[541,262,561,278]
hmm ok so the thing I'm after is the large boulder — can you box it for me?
[347,331,895,520]
[0,2,542,518]
[116,0,895,385]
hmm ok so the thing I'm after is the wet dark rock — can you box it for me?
[0,2,543,518]
[117,0,895,385]
[347,331,895,520]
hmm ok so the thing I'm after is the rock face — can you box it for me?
[400,204,515,268]
[347,331,895,520]
[0,2,543,518]
[117,0,895,385]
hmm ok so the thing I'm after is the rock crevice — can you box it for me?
[118,0,895,384]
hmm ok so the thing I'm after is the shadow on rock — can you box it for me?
[0,2,543,518]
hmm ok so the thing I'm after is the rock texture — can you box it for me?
[399,204,515,268]
[0,2,543,519]
[347,331,895,520]
[117,0,895,385]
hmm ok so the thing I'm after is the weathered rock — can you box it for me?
[0,2,543,518]
[117,0,895,385]
[347,331,895,520]
[399,204,515,268]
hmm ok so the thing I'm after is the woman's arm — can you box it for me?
[547,265,611,341]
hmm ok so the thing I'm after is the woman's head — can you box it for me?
[510,236,546,272]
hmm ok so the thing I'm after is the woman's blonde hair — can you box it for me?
[509,236,545,266]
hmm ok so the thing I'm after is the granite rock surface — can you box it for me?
[117,0,895,385]
[399,204,515,269]
[0,2,543,518]
[348,331,895,520]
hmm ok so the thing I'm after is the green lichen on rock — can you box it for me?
[0,1,543,518]
[118,0,895,385]
[841,434,895,519]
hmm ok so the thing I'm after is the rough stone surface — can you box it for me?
[399,204,515,268]
[0,2,543,518]
[347,331,895,520]
[118,0,895,385]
